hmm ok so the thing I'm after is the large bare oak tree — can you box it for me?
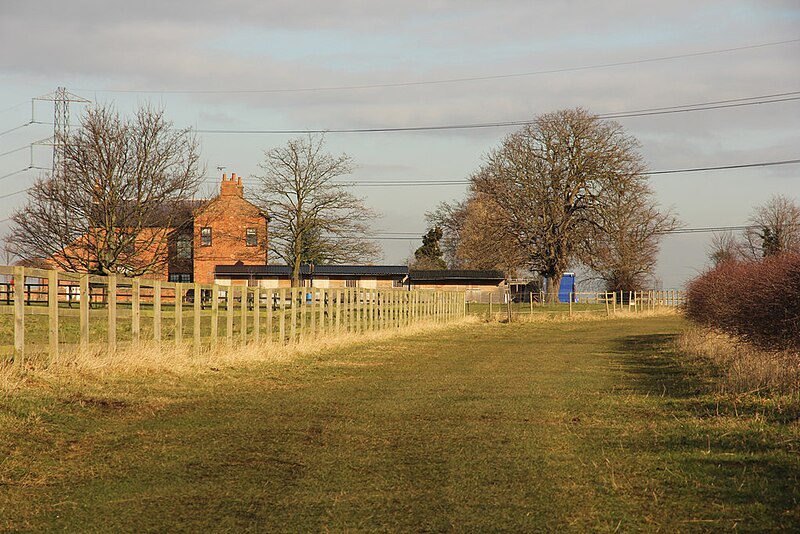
[7,105,201,276]
[440,108,674,301]
[254,134,379,286]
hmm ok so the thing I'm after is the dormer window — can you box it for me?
[200,227,212,246]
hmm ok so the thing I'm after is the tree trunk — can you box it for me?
[545,274,562,304]
[291,256,302,288]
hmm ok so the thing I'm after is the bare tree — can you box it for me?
[426,195,525,275]
[426,200,467,268]
[580,178,679,292]
[708,231,742,267]
[254,134,379,286]
[471,108,652,302]
[7,105,201,276]
[741,194,800,259]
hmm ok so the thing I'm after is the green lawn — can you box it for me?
[1,316,798,531]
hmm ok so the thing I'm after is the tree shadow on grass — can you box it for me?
[603,333,800,530]
[608,333,704,399]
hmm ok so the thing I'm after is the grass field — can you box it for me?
[2,316,798,531]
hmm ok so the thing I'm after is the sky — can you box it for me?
[0,0,798,288]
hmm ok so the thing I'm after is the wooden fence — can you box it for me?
[476,289,687,319]
[0,266,466,366]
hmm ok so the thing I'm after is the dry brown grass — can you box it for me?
[678,325,800,396]
[0,317,479,395]
[498,307,680,324]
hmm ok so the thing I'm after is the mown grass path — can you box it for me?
[2,317,798,532]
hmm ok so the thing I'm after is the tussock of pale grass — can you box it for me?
[678,325,800,396]
[0,317,479,394]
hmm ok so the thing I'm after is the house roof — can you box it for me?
[409,269,506,281]
[117,199,207,228]
[214,264,409,277]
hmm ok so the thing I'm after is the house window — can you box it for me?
[176,235,192,260]
[169,273,193,283]
[245,228,257,247]
[200,227,212,246]
[392,279,404,288]
[345,278,357,288]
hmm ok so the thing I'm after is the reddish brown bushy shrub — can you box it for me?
[685,253,800,351]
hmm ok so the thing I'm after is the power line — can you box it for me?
[194,92,800,135]
[0,145,28,159]
[322,224,790,241]
[0,187,29,201]
[24,89,800,136]
[0,167,32,182]
[648,158,800,175]
[0,122,34,138]
[335,158,800,187]
[0,101,28,115]
[195,157,800,188]
[76,38,800,95]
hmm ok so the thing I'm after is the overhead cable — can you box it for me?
[194,93,800,135]
[76,38,800,95]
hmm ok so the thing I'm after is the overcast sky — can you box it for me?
[1,0,798,287]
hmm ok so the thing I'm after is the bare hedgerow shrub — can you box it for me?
[686,253,800,351]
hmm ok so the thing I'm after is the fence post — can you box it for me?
[240,285,248,345]
[321,288,327,335]
[390,290,395,328]
[13,266,25,366]
[211,283,219,344]
[194,282,202,353]
[290,288,297,342]
[344,288,350,332]
[226,285,234,344]
[279,288,286,343]
[336,289,341,334]
[369,288,378,332]
[299,287,307,341]
[175,282,183,346]
[132,278,140,344]
[309,287,316,338]
[48,269,58,360]
[376,290,382,330]
[605,292,610,317]
[254,287,261,344]
[266,289,273,343]
[153,280,161,342]
[108,274,117,353]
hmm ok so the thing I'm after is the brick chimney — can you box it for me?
[220,172,244,197]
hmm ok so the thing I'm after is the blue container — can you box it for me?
[558,273,576,303]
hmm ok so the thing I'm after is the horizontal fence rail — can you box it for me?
[0,266,467,366]
[466,289,687,320]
